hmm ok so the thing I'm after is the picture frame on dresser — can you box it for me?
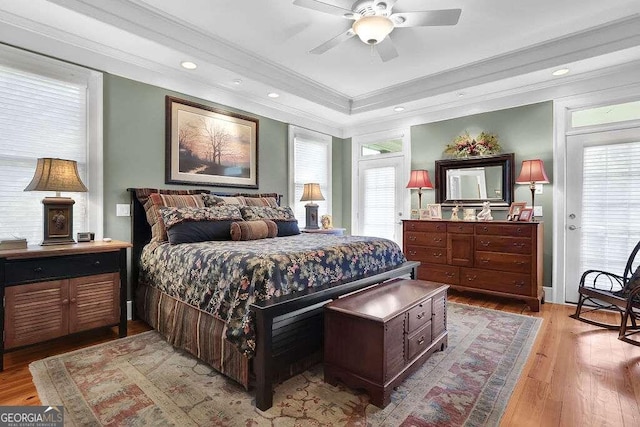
[508,201,527,221]
[426,204,442,220]
[518,208,533,222]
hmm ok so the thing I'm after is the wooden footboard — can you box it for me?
[250,260,419,410]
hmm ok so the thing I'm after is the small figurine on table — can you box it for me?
[476,201,493,221]
[450,204,460,221]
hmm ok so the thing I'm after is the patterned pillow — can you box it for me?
[230,220,278,241]
[239,206,300,237]
[240,206,296,221]
[144,193,205,243]
[243,196,278,207]
[202,194,247,207]
[135,188,206,206]
[159,206,243,244]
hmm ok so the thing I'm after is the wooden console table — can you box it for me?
[324,279,448,407]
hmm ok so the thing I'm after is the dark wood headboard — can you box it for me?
[127,188,283,315]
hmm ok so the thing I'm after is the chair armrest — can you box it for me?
[579,269,625,292]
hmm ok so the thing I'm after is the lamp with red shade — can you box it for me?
[406,170,434,210]
[515,159,549,218]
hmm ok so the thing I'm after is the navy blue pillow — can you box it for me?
[275,220,300,237]
[166,220,234,244]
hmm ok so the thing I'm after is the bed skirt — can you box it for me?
[136,283,250,388]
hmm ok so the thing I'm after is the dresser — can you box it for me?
[0,240,131,370]
[403,220,544,311]
[324,279,448,407]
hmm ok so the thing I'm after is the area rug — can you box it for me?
[30,303,541,426]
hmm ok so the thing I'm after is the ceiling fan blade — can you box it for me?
[391,9,462,27]
[293,0,354,18]
[310,29,355,54]
[376,37,399,62]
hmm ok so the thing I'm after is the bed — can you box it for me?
[128,188,418,410]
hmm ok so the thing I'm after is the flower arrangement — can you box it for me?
[444,131,501,158]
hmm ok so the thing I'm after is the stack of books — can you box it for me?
[0,237,27,250]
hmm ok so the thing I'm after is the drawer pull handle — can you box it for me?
[62,299,69,305]
[513,281,525,287]
[409,250,417,256]
[417,337,425,346]
[479,258,489,264]
[433,237,442,242]
[516,228,522,233]
[71,298,77,303]
[416,311,426,320]
[433,252,442,258]
[467,275,477,281]
[445,272,455,278]
[482,226,488,232]
[513,242,525,248]
[94,260,101,266]
[409,236,416,241]
[410,224,416,230]
[480,241,490,247]
[34,267,43,273]
[514,261,525,265]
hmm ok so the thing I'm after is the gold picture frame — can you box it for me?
[508,202,527,221]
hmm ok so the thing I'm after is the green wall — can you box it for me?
[411,102,554,287]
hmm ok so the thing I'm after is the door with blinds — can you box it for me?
[356,156,404,243]
[565,127,640,302]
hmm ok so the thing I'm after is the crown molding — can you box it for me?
[47,0,351,113]
[350,14,640,113]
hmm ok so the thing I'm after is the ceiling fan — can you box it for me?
[293,0,462,62]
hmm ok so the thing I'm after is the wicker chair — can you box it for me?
[571,240,640,345]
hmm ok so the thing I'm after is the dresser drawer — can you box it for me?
[4,252,120,285]
[407,321,432,361]
[447,223,474,234]
[475,223,533,238]
[417,264,459,284]
[406,298,432,335]
[404,221,446,233]
[405,232,446,248]
[460,268,532,296]
[405,245,447,264]
[475,251,531,273]
[475,236,532,254]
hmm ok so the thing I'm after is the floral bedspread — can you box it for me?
[140,233,406,357]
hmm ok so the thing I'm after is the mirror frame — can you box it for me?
[435,153,515,208]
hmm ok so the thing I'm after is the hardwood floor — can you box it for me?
[1,291,639,426]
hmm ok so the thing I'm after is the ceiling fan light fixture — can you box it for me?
[352,15,394,45]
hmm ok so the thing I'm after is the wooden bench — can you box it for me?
[324,279,449,407]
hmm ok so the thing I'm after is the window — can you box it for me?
[571,100,640,128]
[0,45,102,244]
[288,126,332,228]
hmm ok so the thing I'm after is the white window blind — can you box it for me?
[293,137,330,227]
[361,166,396,240]
[580,141,640,276]
[0,64,88,244]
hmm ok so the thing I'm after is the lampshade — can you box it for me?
[352,15,394,45]
[300,183,325,202]
[515,159,549,184]
[24,158,88,193]
[406,170,434,189]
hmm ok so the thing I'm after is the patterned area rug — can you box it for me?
[30,303,541,426]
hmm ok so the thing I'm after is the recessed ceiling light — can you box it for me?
[268,92,280,98]
[180,61,197,70]
[393,106,405,112]
[457,92,465,97]
[233,79,242,85]
[552,68,570,76]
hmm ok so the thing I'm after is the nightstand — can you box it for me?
[0,240,131,371]
[302,228,346,236]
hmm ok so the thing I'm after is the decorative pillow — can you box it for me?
[243,196,278,207]
[230,220,278,241]
[240,206,300,237]
[135,188,207,206]
[240,206,296,221]
[159,206,243,244]
[143,193,205,243]
[202,194,247,207]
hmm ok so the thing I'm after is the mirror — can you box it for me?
[435,153,515,207]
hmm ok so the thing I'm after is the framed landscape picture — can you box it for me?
[166,96,259,188]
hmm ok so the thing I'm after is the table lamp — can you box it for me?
[24,158,88,245]
[406,170,433,209]
[515,159,549,218]
[300,183,324,229]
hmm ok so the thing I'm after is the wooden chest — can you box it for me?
[324,279,448,407]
